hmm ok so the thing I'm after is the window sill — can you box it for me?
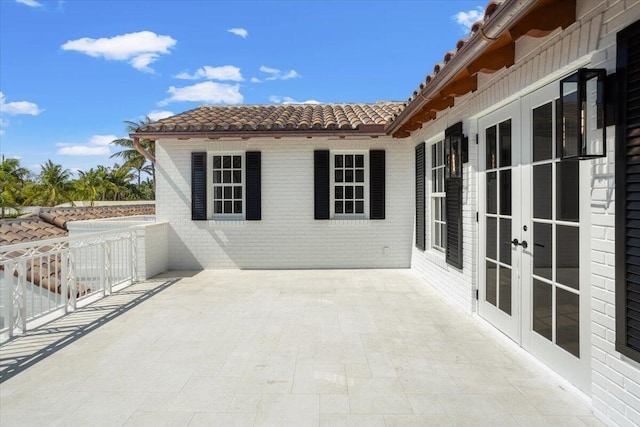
[327,219,372,226]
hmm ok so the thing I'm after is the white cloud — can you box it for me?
[453,7,484,32]
[56,134,118,156]
[174,65,243,81]
[227,28,248,38]
[259,65,301,81]
[250,77,261,83]
[147,110,174,121]
[61,31,177,72]
[0,92,41,116]
[269,95,320,105]
[16,0,42,7]
[158,81,243,106]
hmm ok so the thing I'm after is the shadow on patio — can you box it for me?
[0,269,603,426]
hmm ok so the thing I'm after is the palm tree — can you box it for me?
[24,160,73,207]
[105,164,135,201]
[0,157,30,218]
[73,168,106,205]
[111,116,156,186]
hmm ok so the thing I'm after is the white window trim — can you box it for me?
[207,151,246,220]
[428,136,446,253]
[330,150,369,219]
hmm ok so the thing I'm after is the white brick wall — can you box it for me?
[155,137,414,269]
[407,1,640,425]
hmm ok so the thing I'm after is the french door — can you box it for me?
[478,81,591,393]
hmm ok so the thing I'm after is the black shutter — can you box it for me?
[191,152,207,220]
[314,150,330,219]
[415,143,426,250]
[370,150,385,220]
[246,151,261,220]
[615,18,640,363]
[445,122,464,268]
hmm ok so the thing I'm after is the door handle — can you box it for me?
[511,239,528,249]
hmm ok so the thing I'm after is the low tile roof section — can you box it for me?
[133,103,403,137]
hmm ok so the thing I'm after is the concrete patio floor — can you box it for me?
[1,269,604,426]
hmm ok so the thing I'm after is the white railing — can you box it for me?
[0,229,137,341]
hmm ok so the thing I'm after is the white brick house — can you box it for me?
[132,0,640,425]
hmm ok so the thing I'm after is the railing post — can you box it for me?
[17,261,27,334]
[131,230,138,283]
[3,261,15,339]
[61,250,70,313]
[104,241,112,295]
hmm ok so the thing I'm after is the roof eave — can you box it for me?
[385,0,540,136]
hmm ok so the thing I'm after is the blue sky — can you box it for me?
[0,0,485,175]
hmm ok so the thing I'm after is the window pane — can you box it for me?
[234,186,242,199]
[224,201,232,213]
[533,222,552,280]
[432,170,437,192]
[557,288,580,357]
[486,261,497,306]
[432,144,437,168]
[437,141,443,165]
[224,187,232,199]
[335,170,343,183]
[335,155,343,167]
[557,225,579,290]
[214,201,222,213]
[335,186,343,199]
[355,186,364,199]
[345,186,353,199]
[557,161,579,222]
[345,155,353,167]
[214,171,221,183]
[213,156,221,169]
[233,156,241,168]
[223,156,231,168]
[499,170,512,215]
[533,102,553,162]
[355,201,364,213]
[499,218,512,266]
[434,198,441,221]
[335,201,343,214]
[533,164,552,220]
[234,201,243,214]
[499,119,512,167]
[487,172,497,214]
[233,170,242,183]
[345,201,354,213]
[355,155,364,167]
[355,169,364,182]
[434,224,441,247]
[214,187,222,199]
[499,266,512,315]
[486,125,497,169]
[437,169,444,192]
[486,217,497,260]
[533,279,552,341]
[223,171,231,183]
[345,170,353,182]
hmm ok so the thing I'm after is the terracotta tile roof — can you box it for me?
[136,103,403,134]
[389,0,506,123]
[0,204,155,246]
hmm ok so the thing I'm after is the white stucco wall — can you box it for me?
[408,0,640,425]
[155,137,414,270]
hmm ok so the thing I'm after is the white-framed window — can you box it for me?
[431,140,446,251]
[209,152,245,219]
[330,151,369,218]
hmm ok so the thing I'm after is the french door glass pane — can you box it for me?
[499,119,512,167]
[487,172,497,214]
[533,279,552,341]
[486,261,497,306]
[556,225,580,290]
[557,161,579,222]
[487,217,497,260]
[499,170,512,215]
[533,102,553,162]
[499,218,512,265]
[486,125,497,169]
[557,288,580,357]
[499,266,512,315]
[533,222,552,280]
[533,164,552,220]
